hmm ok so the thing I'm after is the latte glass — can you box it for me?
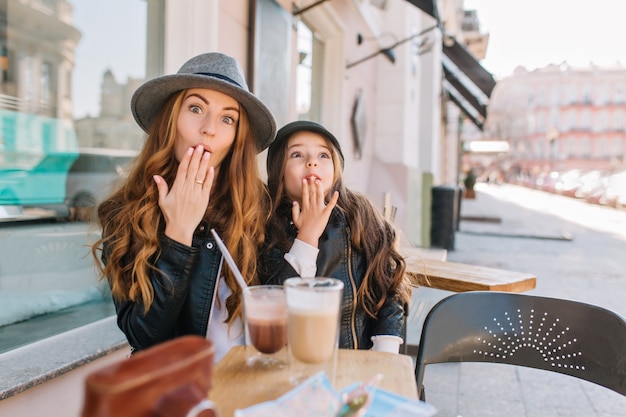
[284,277,344,385]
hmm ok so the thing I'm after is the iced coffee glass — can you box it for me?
[284,277,344,385]
[243,285,288,368]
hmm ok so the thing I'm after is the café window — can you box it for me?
[41,61,51,104]
[0,0,150,354]
[41,61,55,113]
[296,20,323,121]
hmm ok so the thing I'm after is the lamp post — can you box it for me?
[346,24,438,69]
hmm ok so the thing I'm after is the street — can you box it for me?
[420,183,626,417]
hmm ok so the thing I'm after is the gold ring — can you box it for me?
[195,179,204,185]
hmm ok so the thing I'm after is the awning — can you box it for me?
[443,38,495,98]
[405,0,496,129]
[442,38,496,130]
[443,80,485,130]
[404,0,439,21]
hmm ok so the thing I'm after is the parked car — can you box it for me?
[535,171,561,193]
[598,171,626,209]
[65,148,138,221]
[553,169,584,197]
[0,154,74,203]
[584,173,611,205]
[573,170,605,200]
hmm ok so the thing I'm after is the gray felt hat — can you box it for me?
[131,52,277,152]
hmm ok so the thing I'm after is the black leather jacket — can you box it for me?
[260,209,405,350]
[108,223,221,352]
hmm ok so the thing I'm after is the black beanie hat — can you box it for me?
[267,121,345,173]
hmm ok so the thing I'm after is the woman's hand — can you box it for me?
[153,145,215,246]
[292,177,339,247]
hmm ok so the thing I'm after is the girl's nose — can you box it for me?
[306,159,317,167]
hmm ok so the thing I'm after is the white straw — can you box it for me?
[210,229,251,295]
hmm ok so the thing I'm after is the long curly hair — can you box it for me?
[265,132,411,318]
[92,89,269,324]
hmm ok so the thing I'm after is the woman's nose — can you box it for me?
[201,119,216,135]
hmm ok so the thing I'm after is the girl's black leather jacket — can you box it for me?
[260,209,405,350]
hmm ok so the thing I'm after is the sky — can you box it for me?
[71,0,146,119]
[463,0,626,80]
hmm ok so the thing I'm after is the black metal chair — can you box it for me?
[414,291,626,400]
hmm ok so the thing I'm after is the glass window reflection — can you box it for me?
[0,0,147,352]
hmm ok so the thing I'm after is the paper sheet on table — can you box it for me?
[234,372,437,417]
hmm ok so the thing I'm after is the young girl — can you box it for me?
[260,121,411,353]
[91,52,276,362]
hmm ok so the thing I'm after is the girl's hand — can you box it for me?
[153,146,215,246]
[292,177,339,247]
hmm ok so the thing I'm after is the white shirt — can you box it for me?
[283,238,319,278]
[206,264,244,363]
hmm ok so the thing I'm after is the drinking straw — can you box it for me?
[210,229,251,295]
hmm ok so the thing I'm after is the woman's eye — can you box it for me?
[221,115,236,125]
[189,105,202,114]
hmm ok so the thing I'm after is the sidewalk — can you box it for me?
[413,183,626,417]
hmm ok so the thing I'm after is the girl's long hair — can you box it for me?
[92,90,269,324]
[266,133,410,318]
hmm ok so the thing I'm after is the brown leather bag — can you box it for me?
[81,335,217,417]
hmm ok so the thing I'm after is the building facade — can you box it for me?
[486,64,626,180]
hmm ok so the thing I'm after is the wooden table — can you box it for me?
[403,247,536,293]
[402,247,536,356]
[209,346,418,417]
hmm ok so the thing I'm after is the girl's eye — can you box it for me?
[189,105,202,114]
[289,151,303,158]
[320,152,331,159]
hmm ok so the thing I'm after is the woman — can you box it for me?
[91,52,276,361]
[260,121,411,353]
